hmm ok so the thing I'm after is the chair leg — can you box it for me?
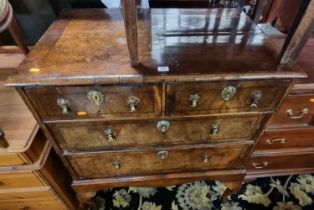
[8,16,29,55]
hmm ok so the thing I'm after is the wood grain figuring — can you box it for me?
[255,126,314,151]
[0,189,66,210]
[0,171,45,190]
[5,9,306,87]
[25,84,162,121]
[67,143,252,178]
[268,94,314,128]
[50,114,262,151]
[167,80,289,115]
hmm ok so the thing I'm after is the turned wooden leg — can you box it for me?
[222,180,243,203]
[8,16,29,55]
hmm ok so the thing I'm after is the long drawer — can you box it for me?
[50,114,263,151]
[268,94,314,128]
[247,151,314,172]
[166,80,289,116]
[25,84,162,120]
[0,190,66,210]
[67,143,252,179]
[256,127,314,151]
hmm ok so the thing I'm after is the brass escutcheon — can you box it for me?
[87,90,104,106]
[189,93,201,107]
[57,98,71,115]
[156,120,171,133]
[157,151,169,160]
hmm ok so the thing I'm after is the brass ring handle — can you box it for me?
[250,90,263,108]
[127,96,139,112]
[286,108,309,119]
[157,151,168,160]
[209,122,219,135]
[112,161,121,169]
[266,138,286,145]
[189,93,201,107]
[104,128,116,142]
[57,98,71,115]
[203,154,209,163]
[156,120,171,133]
[0,128,9,149]
[252,162,268,169]
[87,90,104,106]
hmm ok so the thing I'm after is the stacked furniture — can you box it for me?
[0,56,78,209]
[246,38,314,179]
[6,1,313,206]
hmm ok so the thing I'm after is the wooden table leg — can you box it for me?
[8,16,29,55]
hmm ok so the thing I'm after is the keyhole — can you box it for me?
[93,95,99,101]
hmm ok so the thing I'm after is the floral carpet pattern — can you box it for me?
[92,174,314,210]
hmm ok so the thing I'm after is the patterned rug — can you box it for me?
[91,174,314,210]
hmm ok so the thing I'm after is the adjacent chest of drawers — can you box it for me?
[246,39,314,179]
[0,87,78,210]
[6,8,306,206]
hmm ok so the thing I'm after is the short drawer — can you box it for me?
[268,94,314,128]
[0,171,45,190]
[166,80,289,116]
[50,114,263,151]
[0,189,66,210]
[247,152,314,172]
[67,143,252,178]
[25,84,162,120]
[256,127,314,151]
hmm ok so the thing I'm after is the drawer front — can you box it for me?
[247,152,314,172]
[51,114,262,150]
[166,80,289,115]
[0,172,45,190]
[0,190,66,210]
[268,94,314,128]
[256,127,314,151]
[68,144,251,178]
[25,84,162,120]
[0,154,26,166]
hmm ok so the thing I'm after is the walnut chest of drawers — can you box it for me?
[5,8,306,206]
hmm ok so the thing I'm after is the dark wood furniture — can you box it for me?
[0,86,78,209]
[5,3,313,207]
[246,38,314,179]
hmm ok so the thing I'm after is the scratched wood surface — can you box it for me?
[5,8,305,87]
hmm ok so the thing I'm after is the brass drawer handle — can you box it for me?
[221,86,237,101]
[57,98,71,114]
[0,128,9,149]
[189,93,201,107]
[286,108,309,119]
[266,138,286,144]
[156,120,171,133]
[87,90,104,106]
[250,90,263,108]
[104,128,116,142]
[127,96,139,112]
[113,161,121,169]
[209,122,219,135]
[157,151,168,160]
[252,162,268,169]
[203,153,209,163]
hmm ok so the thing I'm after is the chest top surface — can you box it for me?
[6,8,306,87]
